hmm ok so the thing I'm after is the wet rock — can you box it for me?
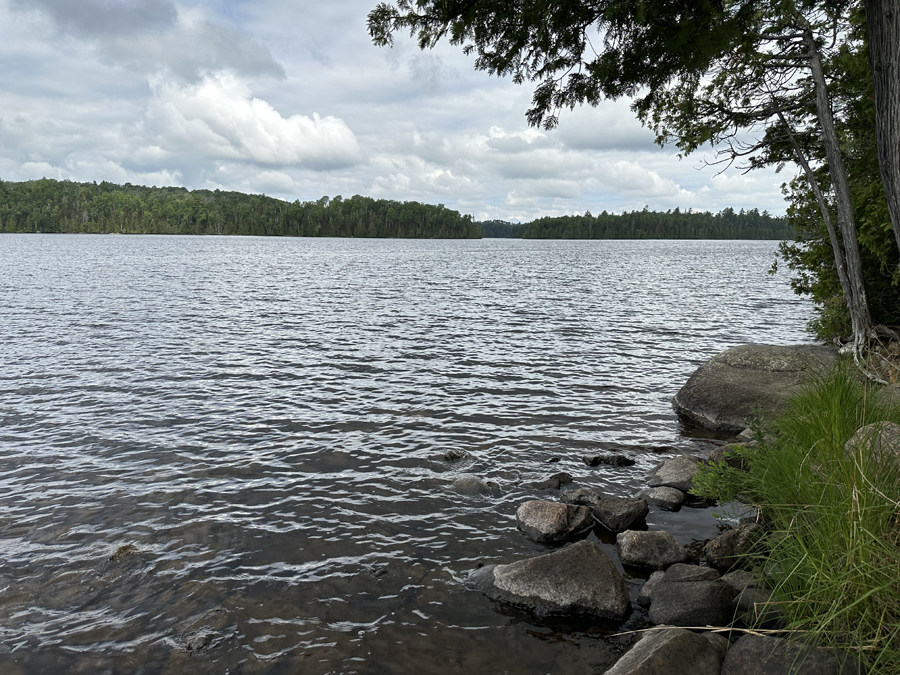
[560,487,604,510]
[722,634,865,675]
[452,475,491,495]
[673,344,838,432]
[705,522,763,570]
[616,530,689,569]
[527,472,573,490]
[733,586,786,629]
[469,540,630,620]
[515,500,593,544]
[582,453,636,467]
[845,421,900,470]
[648,565,733,627]
[647,455,702,492]
[442,449,469,461]
[594,497,649,532]
[637,486,686,511]
[637,570,665,608]
[605,627,724,675]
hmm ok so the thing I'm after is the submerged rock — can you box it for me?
[469,540,630,620]
[526,472,573,490]
[616,530,688,569]
[452,475,491,495]
[605,627,724,675]
[672,344,838,432]
[582,453,636,467]
[647,455,702,492]
[637,487,686,511]
[515,500,593,544]
[594,497,649,533]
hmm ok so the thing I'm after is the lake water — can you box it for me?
[0,235,813,674]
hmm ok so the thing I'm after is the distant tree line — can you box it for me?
[505,207,791,240]
[0,178,789,241]
[0,178,481,239]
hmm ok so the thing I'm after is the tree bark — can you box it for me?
[866,0,900,255]
[804,28,873,347]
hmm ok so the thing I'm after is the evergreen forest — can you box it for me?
[0,178,790,241]
[0,179,481,239]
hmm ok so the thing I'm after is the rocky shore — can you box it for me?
[461,344,874,674]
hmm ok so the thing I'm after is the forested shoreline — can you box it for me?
[0,178,789,240]
[0,179,481,239]
[484,208,790,239]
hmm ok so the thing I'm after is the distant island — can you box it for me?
[0,178,790,240]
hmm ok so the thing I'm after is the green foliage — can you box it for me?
[520,206,790,240]
[0,179,482,239]
[775,11,900,339]
[477,219,529,238]
[693,365,900,673]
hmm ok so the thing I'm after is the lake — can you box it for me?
[0,235,813,674]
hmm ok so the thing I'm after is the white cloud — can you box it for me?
[143,73,364,169]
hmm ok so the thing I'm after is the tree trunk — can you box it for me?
[805,28,873,347]
[866,0,900,255]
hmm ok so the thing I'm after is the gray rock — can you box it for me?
[560,487,604,510]
[442,449,469,461]
[595,497,649,532]
[722,634,864,675]
[515,500,593,544]
[708,444,750,470]
[733,586,786,629]
[672,344,838,431]
[721,569,758,595]
[661,563,721,583]
[637,486,686,511]
[648,573,734,627]
[605,627,724,675]
[452,475,491,495]
[637,570,665,608]
[582,453,636,467]
[527,472,573,490]
[647,455,702,492]
[702,632,729,661]
[845,421,900,470]
[469,540,630,620]
[705,522,763,570]
[616,530,689,569]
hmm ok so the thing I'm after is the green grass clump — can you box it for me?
[692,363,900,673]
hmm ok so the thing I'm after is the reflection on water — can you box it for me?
[0,235,811,673]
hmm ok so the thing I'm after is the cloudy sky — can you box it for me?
[0,0,791,221]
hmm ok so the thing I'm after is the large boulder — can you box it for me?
[561,487,604,511]
[469,540,631,620]
[594,497,649,532]
[722,635,864,675]
[733,586,786,629]
[647,455,702,492]
[647,564,734,627]
[616,530,689,569]
[515,500,593,544]
[673,344,838,432]
[605,628,724,675]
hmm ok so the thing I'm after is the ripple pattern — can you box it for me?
[0,235,812,673]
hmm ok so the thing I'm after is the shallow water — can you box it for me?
[0,235,812,674]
